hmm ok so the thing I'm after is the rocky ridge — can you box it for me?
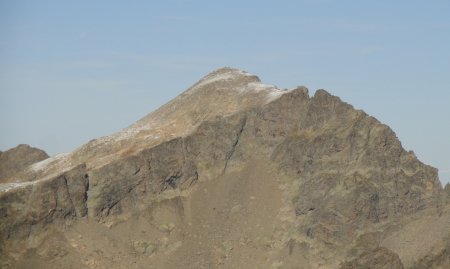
[0,144,49,183]
[0,67,448,269]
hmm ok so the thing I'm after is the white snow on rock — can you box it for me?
[189,68,254,91]
[245,82,287,101]
[29,153,70,173]
[186,67,288,102]
[0,181,36,192]
[112,124,152,142]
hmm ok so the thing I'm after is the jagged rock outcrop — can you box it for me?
[0,144,49,182]
[0,67,448,269]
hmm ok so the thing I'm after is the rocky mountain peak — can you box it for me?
[187,67,262,89]
[14,68,289,178]
[135,67,287,128]
[0,68,448,269]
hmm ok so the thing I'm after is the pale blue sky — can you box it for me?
[1,1,449,184]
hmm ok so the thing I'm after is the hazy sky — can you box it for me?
[1,1,449,184]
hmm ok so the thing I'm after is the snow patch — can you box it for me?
[192,73,239,89]
[0,181,36,192]
[29,153,69,173]
[113,125,146,141]
[178,68,288,103]
[245,82,288,102]
[187,69,254,93]
[86,124,153,148]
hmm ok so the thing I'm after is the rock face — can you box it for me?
[0,144,49,183]
[339,247,405,269]
[0,67,448,269]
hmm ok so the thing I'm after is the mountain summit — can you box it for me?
[1,68,288,184]
[0,68,449,269]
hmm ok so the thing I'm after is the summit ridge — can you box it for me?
[3,67,289,185]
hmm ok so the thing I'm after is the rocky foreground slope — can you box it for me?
[0,67,449,269]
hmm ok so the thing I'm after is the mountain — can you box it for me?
[0,144,49,183]
[0,67,448,269]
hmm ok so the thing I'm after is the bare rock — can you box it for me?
[0,67,447,268]
[0,164,88,246]
[0,144,49,182]
[339,247,404,269]
[445,183,450,201]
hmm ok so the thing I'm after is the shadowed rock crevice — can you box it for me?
[223,116,247,173]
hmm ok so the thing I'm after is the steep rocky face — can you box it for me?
[0,67,448,269]
[0,144,49,183]
[0,164,88,231]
